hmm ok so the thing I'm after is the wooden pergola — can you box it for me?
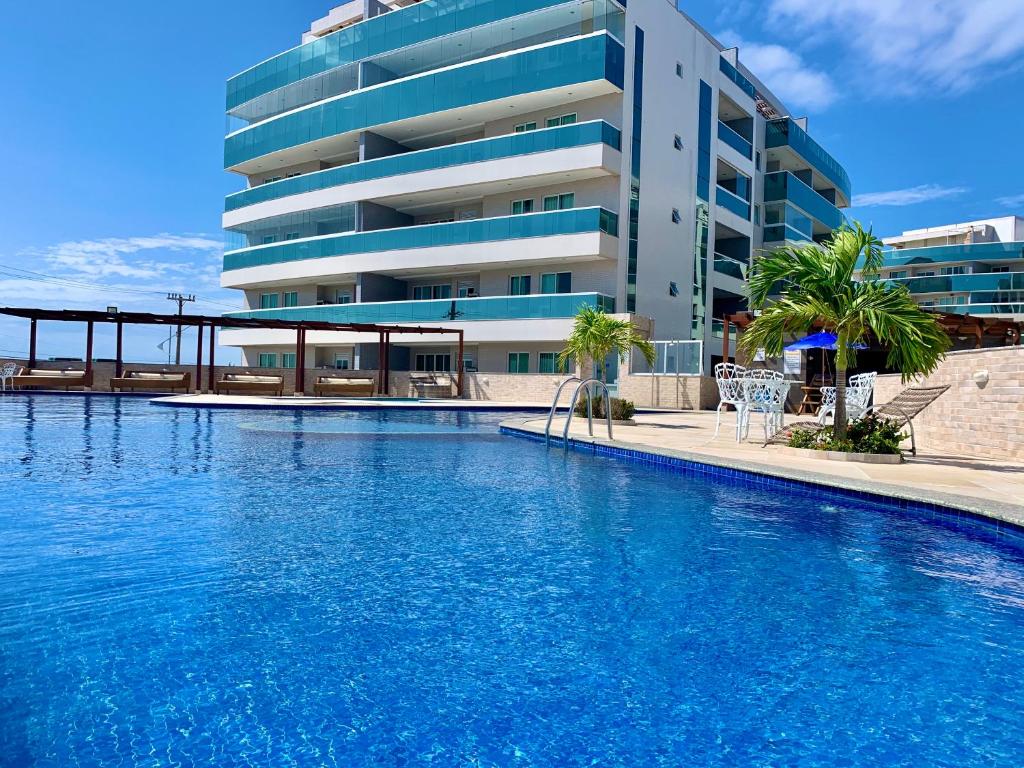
[1,307,466,396]
[719,310,1023,362]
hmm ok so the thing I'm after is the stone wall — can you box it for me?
[615,373,716,410]
[874,346,1024,460]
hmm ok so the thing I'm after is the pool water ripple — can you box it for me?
[1,395,1024,766]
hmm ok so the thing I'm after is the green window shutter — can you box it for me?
[540,273,556,294]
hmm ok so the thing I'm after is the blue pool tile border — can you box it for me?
[499,424,1024,541]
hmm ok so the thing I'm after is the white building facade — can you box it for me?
[220,0,851,377]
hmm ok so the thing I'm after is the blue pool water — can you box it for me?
[2,395,1024,767]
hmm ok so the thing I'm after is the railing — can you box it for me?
[629,340,703,376]
[225,292,616,324]
[226,121,622,212]
[762,171,845,230]
[765,118,851,203]
[544,377,613,448]
[713,252,748,280]
[719,57,756,99]
[225,33,626,168]
[717,121,753,160]
[715,186,751,220]
[880,241,1024,268]
[886,272,1024,295]
[223,207,620,271]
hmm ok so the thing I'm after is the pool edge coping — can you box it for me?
[498,419,1024,535]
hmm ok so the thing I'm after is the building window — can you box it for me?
[753,205,760,225]
[539,352,570,374]
[509,275,532,295]
[543,192,575,211]
[672,208,681,223]
[755,151,762,171]
[413,284,452,300]
[507,352,530,374]
[286,172,301,178]
[917,271,936,277]
[674,135,683,150]
[336,290,353,304]
[676,62,683,78]
[940,266,970,275]
[284,232,301,241]
[457,280,477,298]
[546,113,577,128]
[258,353,277,368]
[626,27,645,313]
[889,270,908,279]
[669,281,680,297]
[510,199,535,215]
[540,272,572,294]
[282,291,299,307]
[415,353,451,372]
[334,354,351,370]
[281,353,297,369]
[259,293,279,309]
[513,122,537,133]
[991,266,1010,273]
[262,235,278,245]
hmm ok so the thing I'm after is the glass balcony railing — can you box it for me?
[718,58,756,99]
[765,118,851,204]
[715,186,751,220]
[225,33,626,169]
[227,0,619,112]
[223,207,620,271]
[887,272,1024,295]
[880,241,1024,268]
[713,252,748,280]
[763,223,811,245]
[225,292,616,324]
[763,171,845,230]
[717,121,753,160]
[929,302,1024,316]
[225,121,622,212]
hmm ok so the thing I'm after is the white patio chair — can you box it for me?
[818,371,877,425]
[713,362,747,440]
[0,362,18,392]
[740,377,789,442]
[744,368,784,381]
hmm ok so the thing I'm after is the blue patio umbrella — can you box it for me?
[784,331,868,351]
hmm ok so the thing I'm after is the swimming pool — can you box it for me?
[2,395,1023,766]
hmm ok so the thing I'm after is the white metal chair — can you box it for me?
[713,363,747,440]
[0,363,18,392]
[740,377,789,442]
[744,368,784,381]
[818,371,877,424]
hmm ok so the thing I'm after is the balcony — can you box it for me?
[713,252,748,280]
[223,207,620,272]
[225,292,616,324]
[718,58,756,99]
[715,186,751,221]
[225,33,626,172]
[225,121,622,213]
[763,171,844,231]
[226,0,618,114]
[881,241,1024,268]
[887,272,1024,295]
[717,121,753,161]
[765,118,851,206]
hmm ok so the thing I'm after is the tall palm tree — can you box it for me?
[739,222,950,440]
[559,305,656,383]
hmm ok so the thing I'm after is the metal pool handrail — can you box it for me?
[544,376,582,446]
[543,377,613,449]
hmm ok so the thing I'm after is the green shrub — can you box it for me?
[787,413,905,455]
[574,396,636,421]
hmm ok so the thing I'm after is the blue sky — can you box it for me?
[1,0,1022,361]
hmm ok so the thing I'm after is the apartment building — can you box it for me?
[877,216,1024,319]
[219,0,851,377]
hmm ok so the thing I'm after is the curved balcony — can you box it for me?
[225,292,615,324]
[883,241,1024,268]
[888,272,1024,295]
[765,118,851,206]
[224,33,626,172]
[223,206,619,273]
[225,121,621,213]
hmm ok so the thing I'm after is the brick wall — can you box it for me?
[874,346,1024,460]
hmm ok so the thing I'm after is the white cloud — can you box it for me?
[995,193,1024,209]
[718,29,836,111]
[767,0,1024,95]
[852,184,968,208]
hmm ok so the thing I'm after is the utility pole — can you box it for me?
[166,293,196,365]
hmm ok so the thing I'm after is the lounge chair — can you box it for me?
[11,367,94,391]
[110,370,191,393]
[313,375,376,397]
[765,385,950,455]
[215,372,284,396]
[409,372,454,398]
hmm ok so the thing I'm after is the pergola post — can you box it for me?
[456,330,464,397]
[383,331,391,395]
[28,318,37,368]
[195,321,204,393]
[377,331,385,394]
[85,321,94,375]
[294,326,305,396]
[207,324,216,393]
[722,318,731,361]
[115,320,124,378]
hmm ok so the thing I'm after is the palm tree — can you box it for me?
[559,305,656,383]
[739,222,950,440]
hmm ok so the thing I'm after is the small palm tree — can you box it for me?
[559,305,656,383]
[740,222,950,440]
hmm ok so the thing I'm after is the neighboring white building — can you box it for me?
[219,0,851,377]
[877,216,1024,319]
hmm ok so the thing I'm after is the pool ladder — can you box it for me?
[544,377,613,449]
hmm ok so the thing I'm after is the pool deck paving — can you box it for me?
[501,410,1024,529]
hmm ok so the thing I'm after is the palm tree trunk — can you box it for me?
[834,337,849,441]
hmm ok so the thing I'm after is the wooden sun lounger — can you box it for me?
[110,370,191,393]
[313,376,377,397]
[409,372,454,398]
[764,385,951,455]
[11,367,93,391]
[215,372,284,396]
